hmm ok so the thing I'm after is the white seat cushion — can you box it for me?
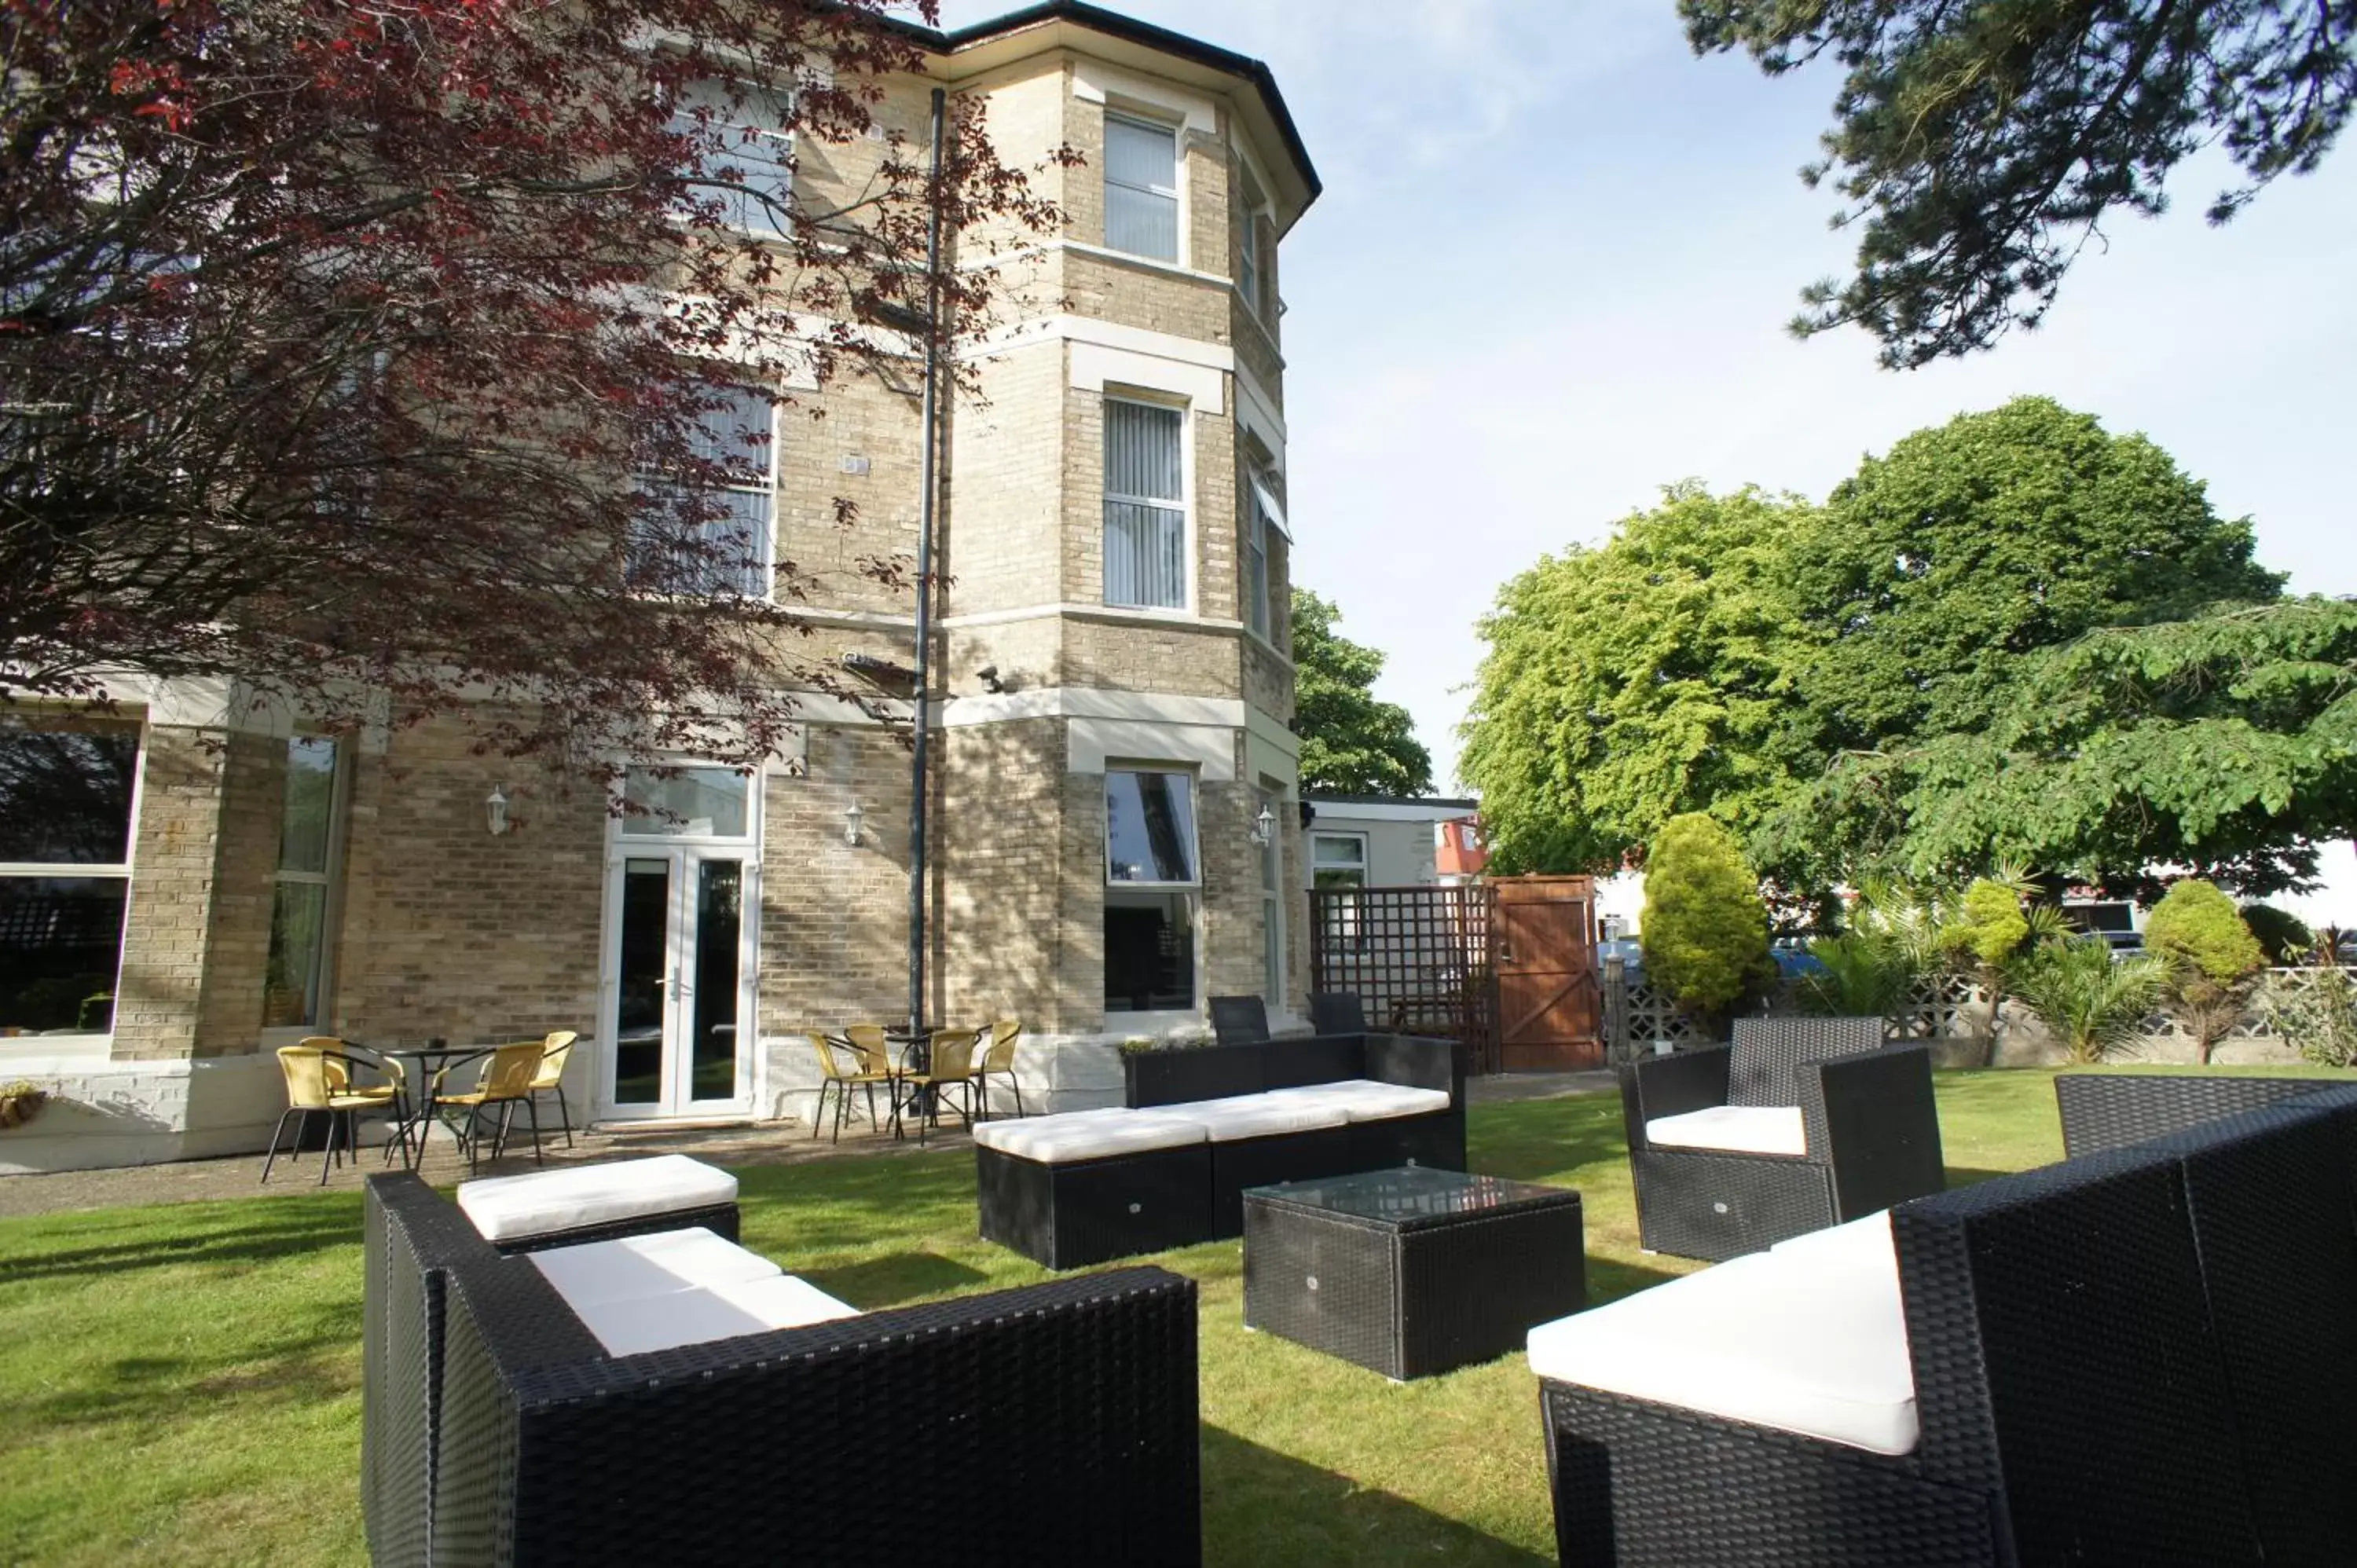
[1646,1104,1808,1158]
[1157,1096,1354,1142]
[457,1154,738,1244]
[1261,1079,1452,1123]
[571,1273,862,1358]
[1527,1211,1915,1455]
[528,1227,781,1309]
[971,1107,1208,1163]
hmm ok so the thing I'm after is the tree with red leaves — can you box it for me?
[0,0,1064,765]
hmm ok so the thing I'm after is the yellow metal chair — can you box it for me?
[806,1032,896,1143]
[972,1017,1025,1121]
[431,1042,548,1174]
[526,1030,579,1149]
[841,1022,907,1135]
[262,1041,411,1185]
[897,1027,982,1143]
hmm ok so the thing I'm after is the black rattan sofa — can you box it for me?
[1535,1084,2357,1567]
[2057,1068,2348,1156]
[361,1171,1201,1567]
[1619,1016,1946,1261]
[973,1032,1466,1268]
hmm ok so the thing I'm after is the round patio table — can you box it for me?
[354,1040,494,1167]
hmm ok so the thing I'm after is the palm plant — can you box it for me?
[2007,938,2168,1064]
[1796,932,1916,1020]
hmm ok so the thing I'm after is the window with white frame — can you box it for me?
[1312,831,1368,947]
[1241,465,1288,642]
[1103,397,1186,610]
[0,716,139,1039]
[1237,167,1270,317]
[1105,113,1180,262]
[632,383,776,598]
[1105,768,1198,1012]
[263,735,342,1029]
[669,79,794,240]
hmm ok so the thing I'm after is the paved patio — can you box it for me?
[0,1068,1615,1219]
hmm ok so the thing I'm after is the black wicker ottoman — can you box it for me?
[1242,1167,1585,1379]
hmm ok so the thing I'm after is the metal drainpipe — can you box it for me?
[907,87,946,1044]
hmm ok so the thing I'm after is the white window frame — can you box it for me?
[1104,765,1202,1018]
[1104,110,1182,263]
[0,716,145,1050]
[669,77,795,242]
[633,382,778,601]
[1102,391,1191,613]
[1312,831,1369,948]
[260,733,350,1037]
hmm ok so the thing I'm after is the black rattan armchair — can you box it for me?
[362,1173,1201,1566]
[1541,1087,2357,1567]
[1208,994,1270,1045]
[2056,1069,2346,1157]
[1619,1017,1945,1261]
[1307,991,1368,1035]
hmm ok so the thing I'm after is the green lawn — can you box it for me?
[0,1064,2297,1566]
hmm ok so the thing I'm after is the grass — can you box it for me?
[0,1064,2313,1566]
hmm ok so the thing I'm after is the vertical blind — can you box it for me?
[1104,399,1185,609]
[632,386,775,598]
[1105,115,1179,261]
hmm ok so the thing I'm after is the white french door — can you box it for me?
[599,766,761,1121]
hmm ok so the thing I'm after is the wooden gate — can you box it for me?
[1491,875,1602,1071]
[1308,885,1497,1073]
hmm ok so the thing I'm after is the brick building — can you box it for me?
[0,2,1319,1171]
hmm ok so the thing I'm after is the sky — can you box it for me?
[931,0,2357,909]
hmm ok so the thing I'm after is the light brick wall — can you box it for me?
[108,726,225,1061]
[334,716,607,1045]
[760,725,915,1031]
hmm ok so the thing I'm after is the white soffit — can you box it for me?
[1070,58,1218,137]
[1069,717,1237,781]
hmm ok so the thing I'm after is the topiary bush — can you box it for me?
[2144,879,2266,1062]
[1639,813,1776,1036]
[1943,877,2033,1064]
[2238,903,2311,967]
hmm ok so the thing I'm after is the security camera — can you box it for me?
[976,665,1006,694]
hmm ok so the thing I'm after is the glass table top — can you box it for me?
[1244,1166,1578,1225]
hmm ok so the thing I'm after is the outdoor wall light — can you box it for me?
[844,800,863,846]
[1247,803,1277,848]
[486,785,511,837]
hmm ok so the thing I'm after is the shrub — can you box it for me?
[1948,880,2030,973]
[2008,939,2168,1064]
[1796,932,1915,1020]
[1639,813,1775,1033]
[2144,879,2265,1062]
[2238,903,2311,966]
[2258,965,2357,1068]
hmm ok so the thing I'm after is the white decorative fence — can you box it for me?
[1604,967,2348,1066]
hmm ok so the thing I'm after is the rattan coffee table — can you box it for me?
[1241,1167,1585,1379]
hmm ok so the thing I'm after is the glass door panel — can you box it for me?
[612,858,672,1106]
[690,859,742,1103]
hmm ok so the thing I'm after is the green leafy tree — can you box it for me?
[2009,939,2169,1064]
[1684,0,2357,367]
[1291,590,1433,797]
[1460,484,1820,876]
[1465,398,2290,894]
[1945,877,2032,1064]
[2240,904,2314,967]
[1804,596,2357,895]
[2144,879,2267,1062]
[1639,813,1776,1033]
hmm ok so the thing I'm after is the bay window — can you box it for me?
[1105,114,1180,262]
[0,716,139,1039]
[1104,397,1186,610]
[1105,768,1198,1013]
[263,735,343,1029]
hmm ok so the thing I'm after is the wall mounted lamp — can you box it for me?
[1247,803,1277,849]
[844,800,863,846]
[486,785,511,837]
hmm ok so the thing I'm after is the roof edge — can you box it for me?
[882,1,1321,207]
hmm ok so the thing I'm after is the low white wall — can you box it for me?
[0,1052,285,1175]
